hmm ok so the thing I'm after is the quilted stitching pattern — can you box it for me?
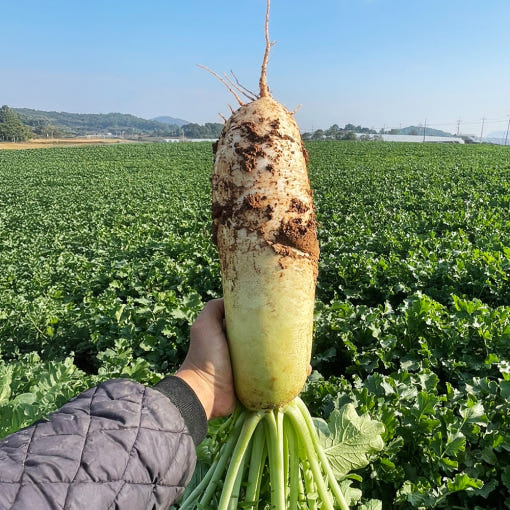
[0,379,197,510]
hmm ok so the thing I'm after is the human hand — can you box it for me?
[175,299,236,420]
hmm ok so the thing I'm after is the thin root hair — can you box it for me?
[197,64,245,107]
[230,71,259,101]
[290,104,303,115]
[223,73,258,102]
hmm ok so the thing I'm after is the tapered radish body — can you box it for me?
[212,96,319,410]
[182,4,355,510]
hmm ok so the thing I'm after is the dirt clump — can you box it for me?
[275,217,319,262]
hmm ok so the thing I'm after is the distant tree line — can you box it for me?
[181,122,223,139]
[14,108,184,137]
[8,107,225,139]
[1,106,459,144]
[302,123,377,141]
[0,105,33,142]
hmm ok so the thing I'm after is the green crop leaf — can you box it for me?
[446,473,483,493]
[313,403,385,478]
[459,401,488,427]
[501,380,510,399]
[502,466,510,490]
[439,457,459,472]
[11,393,36,405]
[416,390,438,416]
[397,480,436,507]
[0,366,13,404]
[358,500,382,510]
[339,479,362,505]
[481,446,498,465]
[443,431,466,457]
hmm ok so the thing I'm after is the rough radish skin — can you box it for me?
[212,96,319,410]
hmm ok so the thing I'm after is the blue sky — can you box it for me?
[1,0,509,135]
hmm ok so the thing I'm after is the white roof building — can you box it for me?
[357,133,465,144]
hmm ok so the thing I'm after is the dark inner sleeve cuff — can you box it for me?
[153,376,208,446]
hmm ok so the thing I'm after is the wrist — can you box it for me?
[175,369,214,420]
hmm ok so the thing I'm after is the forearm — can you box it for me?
[0,378,207,510]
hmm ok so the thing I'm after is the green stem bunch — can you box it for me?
[179,397,350,510]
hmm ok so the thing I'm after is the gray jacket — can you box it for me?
[0,377,208,510]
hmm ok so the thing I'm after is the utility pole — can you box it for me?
[423,119,427,142]
[480,118,485,141]
[456,119,461,136]
[505,116,510,146]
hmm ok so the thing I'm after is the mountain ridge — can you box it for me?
[151,115,189,126]
[13,108,183,136]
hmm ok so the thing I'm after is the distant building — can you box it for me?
[163,138,217,143]
[356,133,465,144]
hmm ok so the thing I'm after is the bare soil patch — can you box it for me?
[0,137,133,150]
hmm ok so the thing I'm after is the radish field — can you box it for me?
[1,141,509,508]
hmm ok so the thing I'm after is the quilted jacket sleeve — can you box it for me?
[0,377,208,510]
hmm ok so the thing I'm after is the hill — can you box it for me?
[151,116,189,126]
[11,108,225,139]
[13,108,182,137]
[397,126,453,137]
